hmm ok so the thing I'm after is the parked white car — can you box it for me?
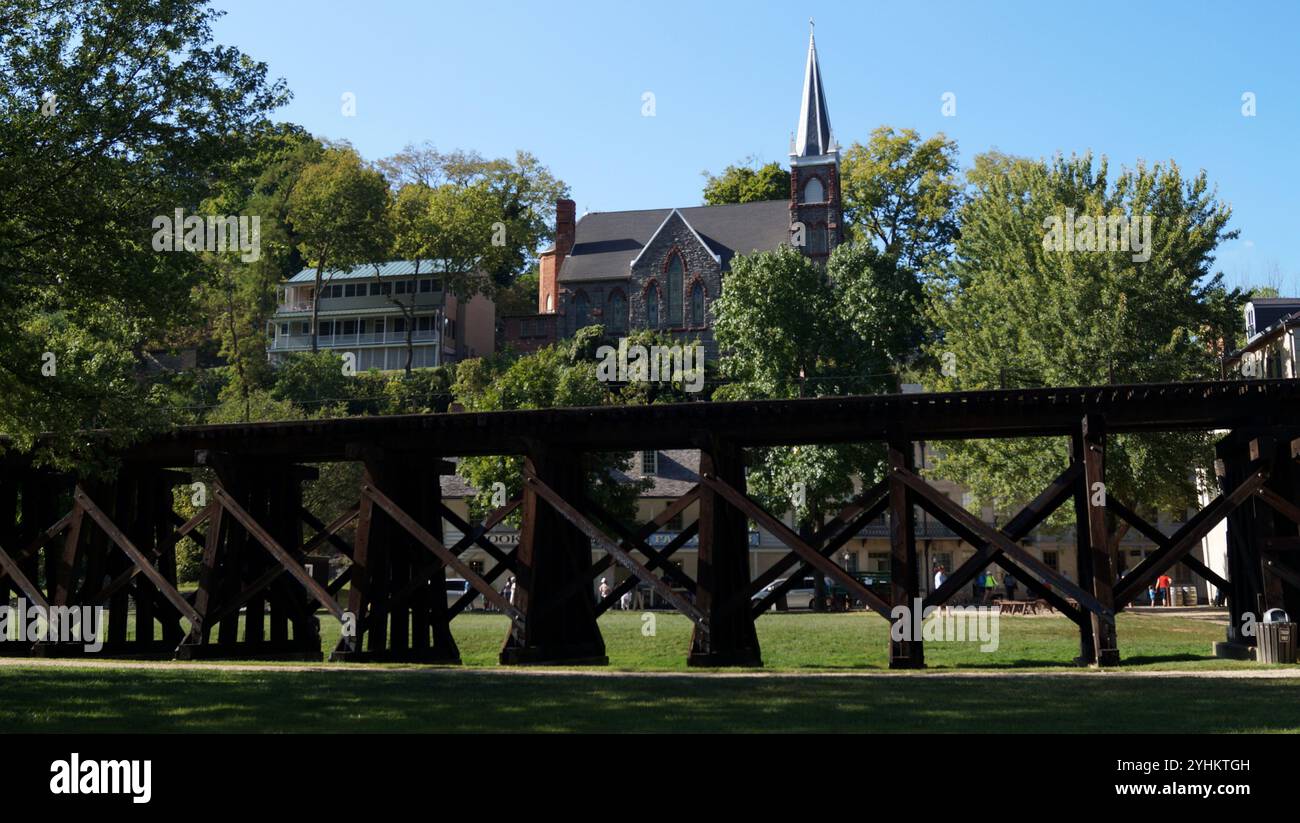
[751,576,819,610]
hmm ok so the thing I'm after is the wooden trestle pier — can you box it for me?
[1,379,1298,667]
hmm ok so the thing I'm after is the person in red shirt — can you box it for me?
[1155,573,1173,607]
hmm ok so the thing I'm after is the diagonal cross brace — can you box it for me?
[524,471,707,628]
[892,467,1112,622]
[697,472,893,619]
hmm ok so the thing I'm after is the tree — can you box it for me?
[0,0,286,467]
[712,244,918,537]
[924,151,1243,523]
[287,144,390,352]
[452,337,649,523]
[379,143,569,289]
[701,157,790,205]
[840,127,962,272]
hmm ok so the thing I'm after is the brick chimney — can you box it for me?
[538,198,576,314]
[556,198,576,258]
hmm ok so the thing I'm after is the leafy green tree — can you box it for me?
[452,338,648,523]
[701,157,790,204]
[713,244,916,531]
[0,0,286,467]
[287,144,390,352]
[840,127,962,272]
[924,152,1243,522]
[379,144,569,288]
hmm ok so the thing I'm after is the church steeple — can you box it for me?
[792,22,835,159]
[789,21,842,259]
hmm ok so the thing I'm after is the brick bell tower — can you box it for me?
[789,22,842,259]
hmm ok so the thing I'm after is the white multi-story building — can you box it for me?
[269,260,495,370]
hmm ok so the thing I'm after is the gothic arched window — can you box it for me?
[690,282,704,326]
[666,253,684,325]
[802,177,825,204]
[607,290,627,332]
[573,291,590,329]
[646,283,660,327]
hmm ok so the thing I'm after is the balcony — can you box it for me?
[270,329,439,352]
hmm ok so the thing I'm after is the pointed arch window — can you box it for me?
[666,253,684,326]
[690,282,704,326]
[646,283,660,328]
[607,290,627,332]
[802,177,825,204]
[573,291,590,329]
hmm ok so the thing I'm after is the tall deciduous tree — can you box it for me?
[924,152,1243,522]
[713,244,918,533]
[287,144,390,352]
[0,0,287,467]
[701,157,791,205]
[379,143,568,288]
[840,127,961,272]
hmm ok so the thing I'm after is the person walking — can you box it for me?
[598,577,611,601]
[933,565,947,592]
[1004,572,1018,601]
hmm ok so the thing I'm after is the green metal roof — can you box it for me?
[286,259,451,284]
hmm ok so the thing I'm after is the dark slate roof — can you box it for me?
[558,200,791,283]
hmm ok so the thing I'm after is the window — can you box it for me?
[373,318,385,334]
[319,321,333,336]
[392,317,407,333]
[808,225,829,255]
[343,283,359,298]
[419,279,433,293]
[417,316,434,332]
[666,255,683,325]
[369,283,382,296]
[546,294,554,312]
[341,319,357,335]
[868,552,889,572]
[646,284,660,327]
[573,291,590,329]
[689,282,704,326]
[299,322,310,334]
[802,177,825,203]
[607,291,627,332]
[1042,550,1059,571]
[641,450,657,475]
[279,323,288,336]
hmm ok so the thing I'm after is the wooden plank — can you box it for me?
[597,523,696,616]
[1258,486,1300,528]
[390,497,522,608]
[211,487,345,621]
[363,483,522,622]
[0,541,49,609]
[525,472,707,627]
[750,503,882,617]
[75,488,200,626]
[1078,414,1119,665]
[50,504,84,606]
[698,472,892,619]
[299,503,359,556]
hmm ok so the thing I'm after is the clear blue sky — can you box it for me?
[211,0,1300,293]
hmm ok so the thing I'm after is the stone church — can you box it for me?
[534,30,844,353]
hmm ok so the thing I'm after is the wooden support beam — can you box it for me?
[751,501,884,617]
[363,482,521,621]
[887,437,924,668]
[923,463,1081,609]
[596,523,697,617]
[1077,415,1119,665]
[697,472,892,619]
[500,447,606,665]
[1115,463,1271,605]
[211,486,345,622]
[1109,496,1231,596]
[525,472,705,626]
[688,436,760,667]
[75,488,201,627]
[893,466,1111,621]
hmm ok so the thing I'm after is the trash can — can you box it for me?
[1258,612,1297,664]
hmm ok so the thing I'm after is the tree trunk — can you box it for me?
[310,250,327,353]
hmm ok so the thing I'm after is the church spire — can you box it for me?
[792,21,834,159]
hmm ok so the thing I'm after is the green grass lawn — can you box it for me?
[4,611,1298,732]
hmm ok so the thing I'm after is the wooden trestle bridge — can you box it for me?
[1,379,1297,667]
